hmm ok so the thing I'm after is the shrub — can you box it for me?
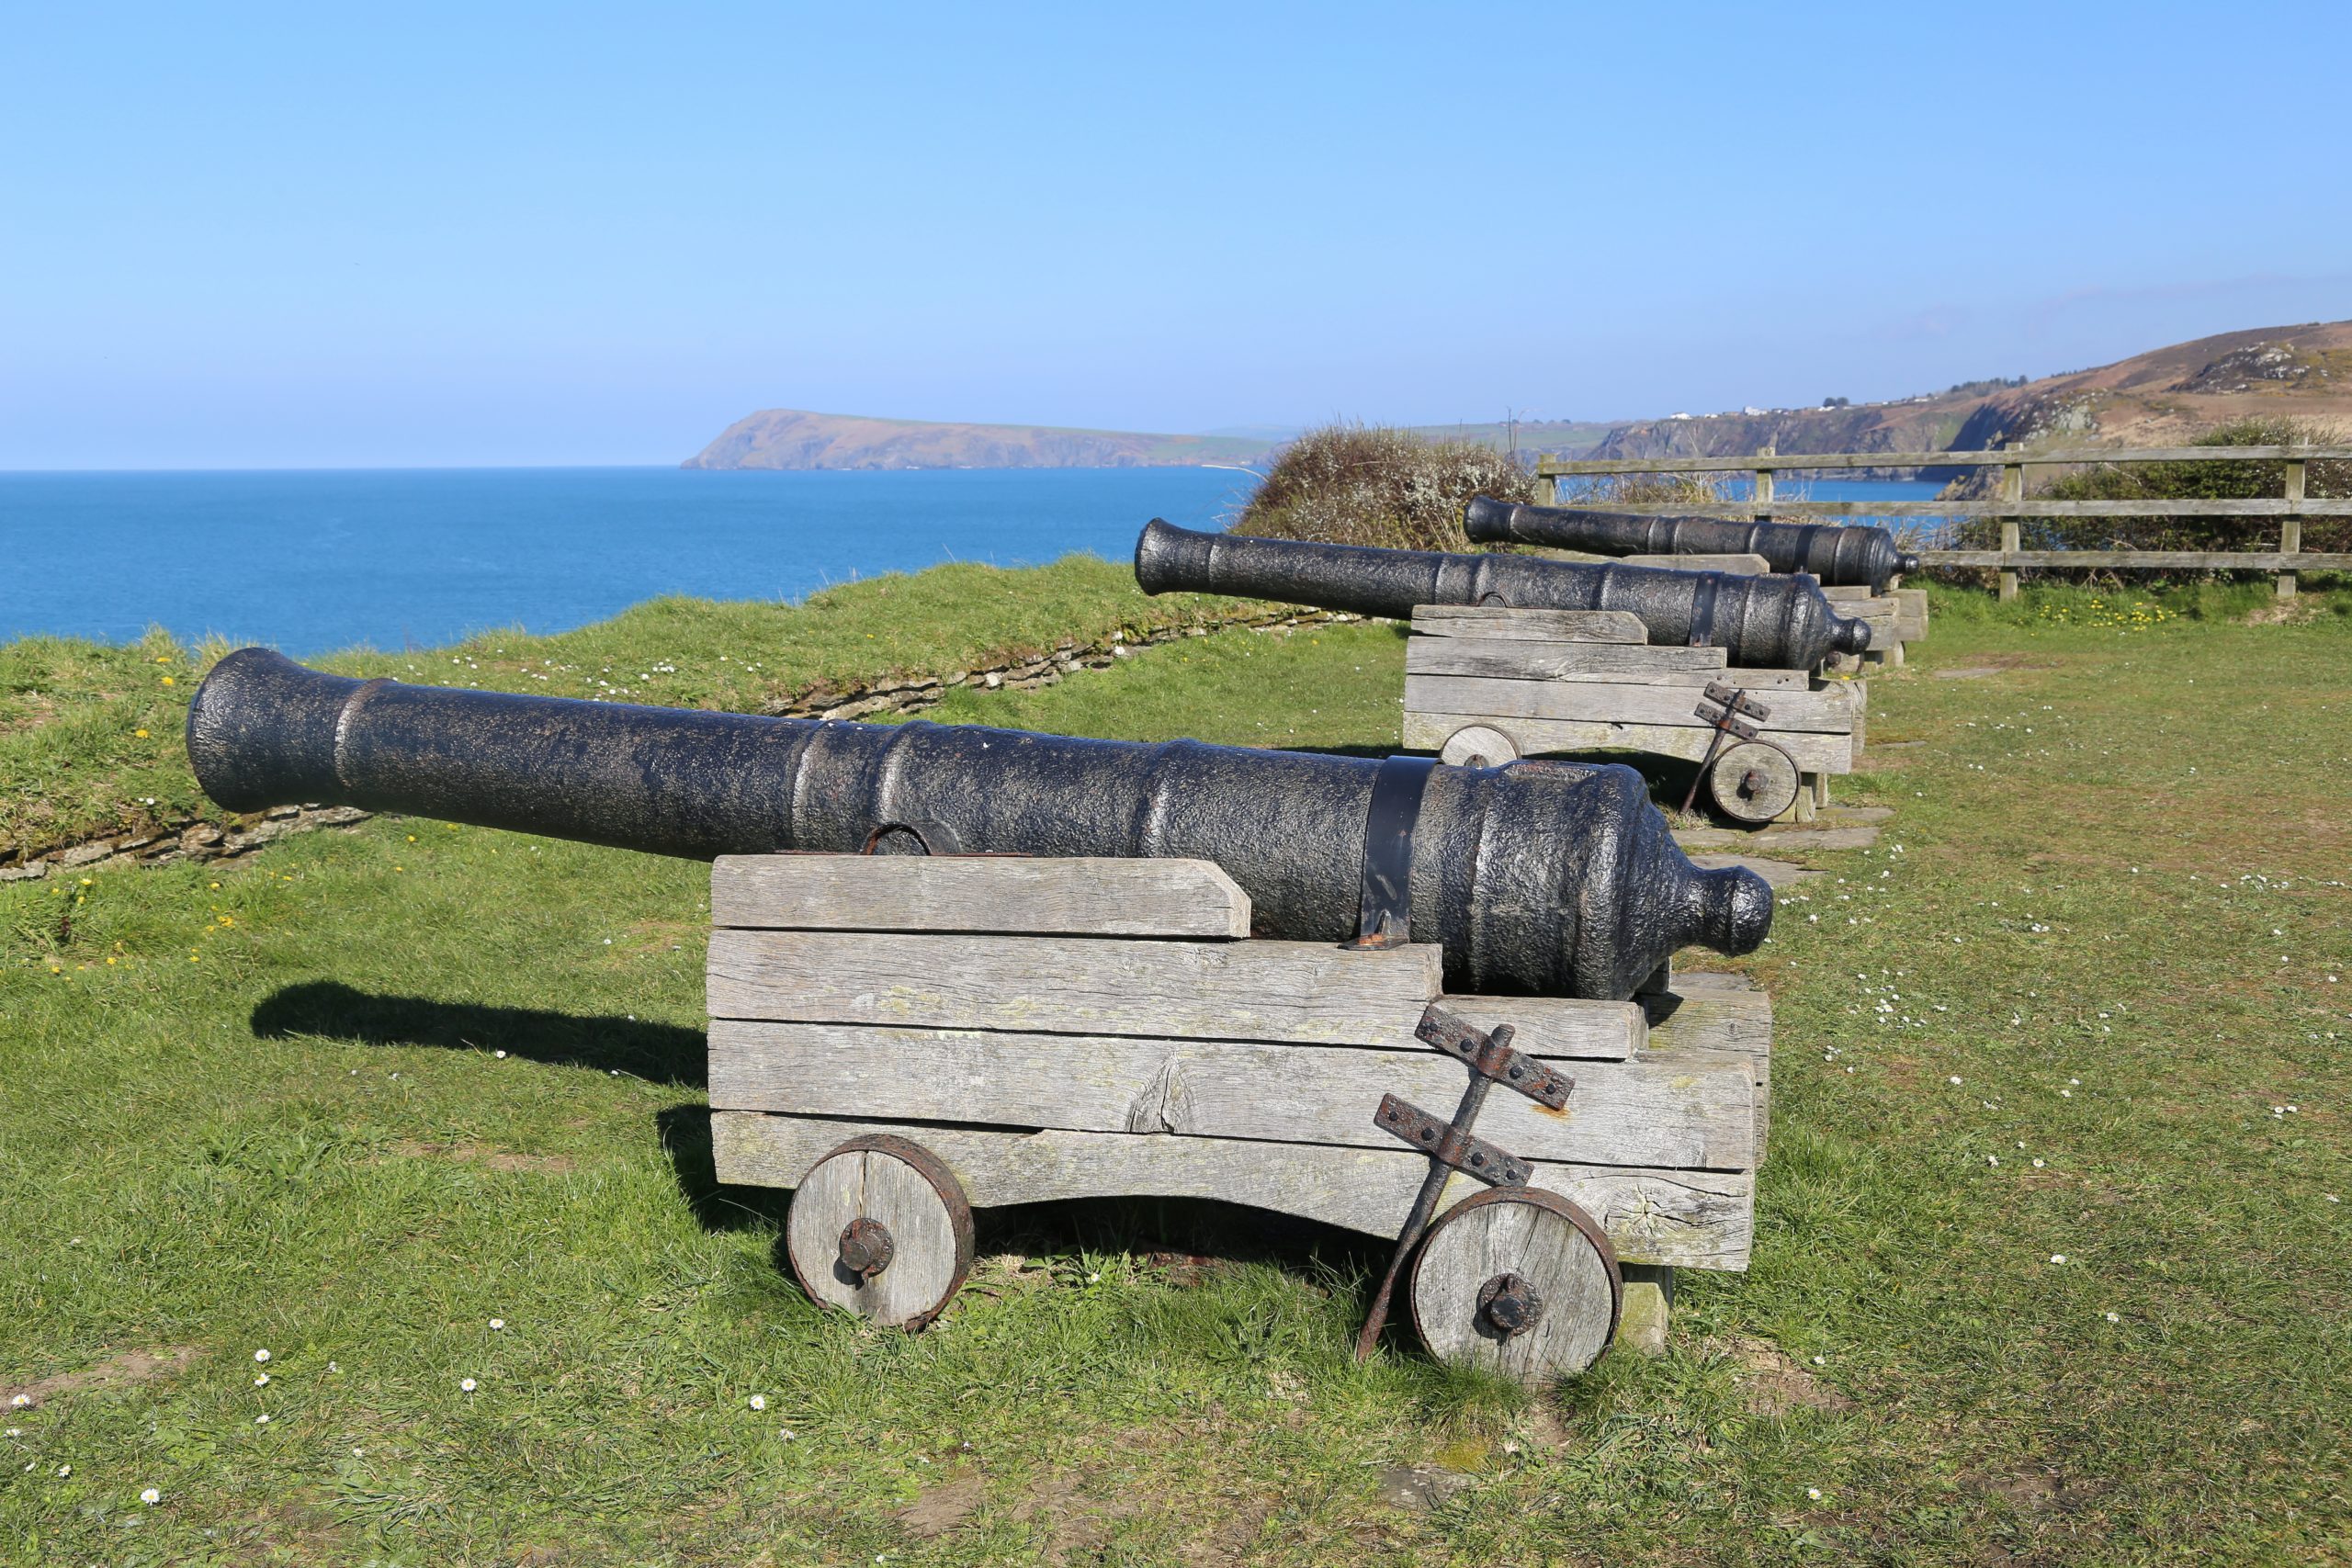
[1229,424,1536,551]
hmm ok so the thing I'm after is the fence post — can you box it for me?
[1998,463,2023,602]
[1753,446,1774,525]
[2280,458,2306,599]
[1533,462,1556,508]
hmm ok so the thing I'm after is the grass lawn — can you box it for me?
[3,581,2349,1564]
[0,555,1266,868]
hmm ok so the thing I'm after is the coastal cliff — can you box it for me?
[683,409,1273,471]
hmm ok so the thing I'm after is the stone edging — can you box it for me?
[1,606,1366,883]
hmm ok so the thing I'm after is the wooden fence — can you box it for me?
[1533,446,2352,600]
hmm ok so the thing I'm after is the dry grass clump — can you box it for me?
[1230,423,1536,551]
[1557,469,1745,509]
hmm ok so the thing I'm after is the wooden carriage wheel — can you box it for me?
[1707,739,1801,825]
[1440,725,1521,768]
[786,1134,976,1330]
[1407,1187,1621,1381]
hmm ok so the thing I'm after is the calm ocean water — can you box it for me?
[0,467,1946,656]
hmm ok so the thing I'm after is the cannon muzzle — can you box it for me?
[189,649,1770,1000]
[1136,518,1868,667]
[1462,494,1916,593]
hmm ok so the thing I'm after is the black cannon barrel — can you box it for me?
[1134,520,1870,669]
[1463,494,1922,593]
[189,649,1770,1000]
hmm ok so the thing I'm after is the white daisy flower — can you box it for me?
[254,1349,271,1364]
[460,1378,478,1393]
[748,1393,767,1411]
[141,1487,161,1505]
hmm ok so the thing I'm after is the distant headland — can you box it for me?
[681,410,1278,471]
[683,321,2352,473]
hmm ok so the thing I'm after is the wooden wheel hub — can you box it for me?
[1408,1187,1622,1381]
[786,1134,975,1331]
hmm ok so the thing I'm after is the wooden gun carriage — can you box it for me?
[707,853,1771,1381]
[1399,604,1867,826]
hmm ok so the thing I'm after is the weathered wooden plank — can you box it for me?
[1619,552,1773,575]
[1408,605,1647,643]
[707,931,1452,1045]
[1643,978,1773,1162]
[1893,587,1929,641]
[1921,549,2352,569]
[1404,639,1811,692]
[1408,637,1725,679]
[1438,994,1645,1059]
[1404,675,1860,734]
[707,1021,1754,1170]
[710,1112,1757,1269]
[1402,712,1854,773]
[1645,982,1772,1056]
[1820,587,1896,610]
[1539,446,2352,475]
[1521,501,2352,520]
[710,854,1251,939]
[709,933,1639,1059]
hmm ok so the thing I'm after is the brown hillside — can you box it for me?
[1589,320,2352,468]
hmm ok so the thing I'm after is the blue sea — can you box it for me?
[0,467,1948,657]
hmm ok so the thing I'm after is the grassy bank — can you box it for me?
[0,555,1268,868]
[3,579,2349,1563]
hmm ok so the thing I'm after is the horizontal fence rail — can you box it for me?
[1532,446,2350,599]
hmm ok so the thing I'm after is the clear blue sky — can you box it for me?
[5,1,2346,468]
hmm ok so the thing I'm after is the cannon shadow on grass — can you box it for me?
[656,1100,1389,1294]
[255,985,1408,1312]
[251,979,708,1086]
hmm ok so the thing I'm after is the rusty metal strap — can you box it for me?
[1374,1094,1532,1188]
[1412,1005,1573,1109]
[1687,571,1723,648]
[1344,754,1437,950]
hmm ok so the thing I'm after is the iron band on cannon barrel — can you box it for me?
[1133,518,1871,670]
[188,649,1771,1001]
[1462,494,1922,594]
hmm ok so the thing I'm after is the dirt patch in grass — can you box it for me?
[1719,1336,1852,1416]
[384,1139,578,1175]
[3,1345,198,1407]
[898,1466,985,1539]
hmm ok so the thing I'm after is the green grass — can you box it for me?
[0,555,1266,866]
[4,581,2350,1563]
